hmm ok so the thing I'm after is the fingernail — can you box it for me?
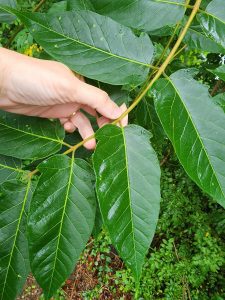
[112,107,121,118]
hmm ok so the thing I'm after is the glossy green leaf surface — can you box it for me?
[136,98,165,144]
[0,155,23,184]
[0,0,16,23]
[0,111,65,160]
[198,0,225,49]
[4,8,154,85]
[89,0,185,32]
[183,25,225,54]
[67,0,94,11]
[211,65,225,81]
[28,155,96,298]
[153,69,225,208]
[93,124,161,281]
[0,180,32,300]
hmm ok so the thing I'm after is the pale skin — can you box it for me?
[0,48,128,149]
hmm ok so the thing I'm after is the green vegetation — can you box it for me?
[0,0,225,299]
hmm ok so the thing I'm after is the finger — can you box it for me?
[73,81,121,119]
[80,105,97,117]
[60,118,68,125]
[71,111,96,150]
[64,121,76,133]
[97,116,110,128]
[119,103,128,127]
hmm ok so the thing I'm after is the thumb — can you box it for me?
[73,80,121,119]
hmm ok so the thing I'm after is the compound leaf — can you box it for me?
[93,124,161,281]
[28,155,96,298]
[0,179,32,300]
[0,111,65,160]
[1,7,154,85]
[88,0,185,32]
[153,69,225,208]
[198,0,225,50]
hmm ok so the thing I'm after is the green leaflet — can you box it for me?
[0,111,65,160]
[0,179,33,300]
[153,69,225,208]
[183,25,225,54]
[211,65,225,81]
[88,0,185,32]
[198,0,225,49]
[28,155,96,298]
[67,0,94,11]
[0,7,154,85]
[93,124,161,281]
[136,98,165,144]
[0,0,16,23]
[0,155,23,184]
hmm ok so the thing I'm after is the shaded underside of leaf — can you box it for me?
[28,155,96,298]
[2,8,154,85]
[153,69,225,208]
[89,0,185,32]
[0,179,32,300]
[0,111,65,160]
[93,124,161,281]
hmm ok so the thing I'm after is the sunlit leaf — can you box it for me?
[93,124,161,281]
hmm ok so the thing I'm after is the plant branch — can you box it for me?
[29,0,202,177]
[63,0,202,156]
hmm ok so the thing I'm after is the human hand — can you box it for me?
[0,48,128,149]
